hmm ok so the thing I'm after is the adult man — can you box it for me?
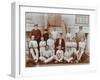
[31,24,41,44]
[55,33,65,53]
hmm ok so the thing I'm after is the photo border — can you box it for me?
[11,2,96,77]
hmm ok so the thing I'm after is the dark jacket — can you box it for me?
[31,29,41,41]
[55,38,65,52]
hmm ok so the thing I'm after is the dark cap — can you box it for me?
[79,26,83,29]
[34,24,38,27]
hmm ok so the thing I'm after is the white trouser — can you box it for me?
[54,55,63,62]
[39,56,46,62]
[48,45,54,50]
[30,48,38,61]
[40,47,45,56]
[39,56,54,63]
[64,57,73,62]
[44,56,54,63]
[77,49,84,61]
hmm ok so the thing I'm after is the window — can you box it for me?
[75,15,89,24]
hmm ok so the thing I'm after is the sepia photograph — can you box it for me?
[25,12,89,67]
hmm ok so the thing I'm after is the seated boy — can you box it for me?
[39,37,46,56]
[29,35,39,63]
[54,46,64,63]
[39,45,54,64]
[64,47,73,63]
[78,39,86,62]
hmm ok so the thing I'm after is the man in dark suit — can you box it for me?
[55,33,65,53]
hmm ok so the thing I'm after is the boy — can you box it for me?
[31,24,41,44]
[54,46,64,63]
[39,37,46,56]
[39,45,54,64]
[47,34,55,49]
[43,29,49,41]
[29,35,39,63]
[77,39,86,62]
[66,28,73,42]
[77,26,85,42]
[51,28,58,41]
[64,47,73,63]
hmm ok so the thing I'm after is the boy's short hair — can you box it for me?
[59,33,63,37]
[79,26,83,30]
[45,45,49,48]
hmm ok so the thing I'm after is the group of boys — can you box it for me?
[27,24,89,64]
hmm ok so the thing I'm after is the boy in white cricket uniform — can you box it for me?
[55,46,63,62]
[77,26,85,42]
[66,41,79,63]
[51,28,58,41]
[47,34,55,49]
[66,28,73,42]
[29,35,39,62]
[64,47,73,63]
[39,45,54,63]
[78,39,86,61]
[39,37,46,56]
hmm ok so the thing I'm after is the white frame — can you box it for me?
[11,2,96,78]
